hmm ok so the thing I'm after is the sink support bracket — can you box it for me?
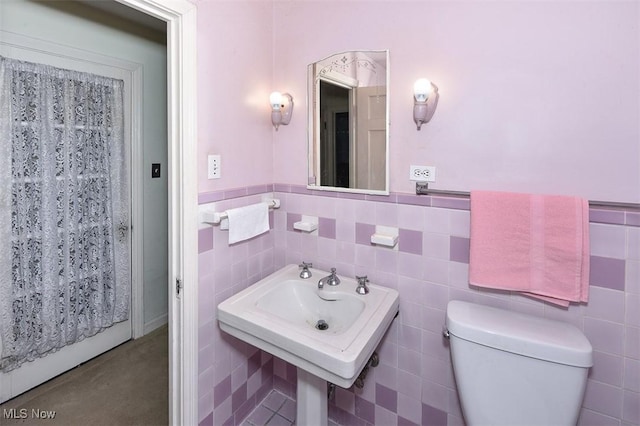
[296,368,328,426]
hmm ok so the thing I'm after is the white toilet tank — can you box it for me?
[446,300,593,426]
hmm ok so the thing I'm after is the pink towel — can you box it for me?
[469,191,590,307]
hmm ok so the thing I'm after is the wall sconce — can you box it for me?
[269,91,294,130]
[413,78,439,130]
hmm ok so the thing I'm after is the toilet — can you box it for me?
[445,300,593,426]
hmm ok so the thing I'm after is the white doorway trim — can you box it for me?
[115,1,198,425]
[131,65,145,340]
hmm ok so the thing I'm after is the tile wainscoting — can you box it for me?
[198,184,639,426]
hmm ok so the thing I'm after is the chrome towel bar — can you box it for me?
[415,182,640,210]
[202,198,280,225]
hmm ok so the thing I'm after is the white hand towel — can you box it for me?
[226,202,270,244]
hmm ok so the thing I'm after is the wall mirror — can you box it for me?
[307,50,389,195]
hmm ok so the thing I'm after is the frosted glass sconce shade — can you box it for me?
[270,91,294,130]
[413,78,439,130]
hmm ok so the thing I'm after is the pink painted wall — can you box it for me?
[271,1,640,203]
[195,2,639,425]
[196,0,275,194]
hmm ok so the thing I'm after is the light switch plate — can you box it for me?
[151,163,161,178]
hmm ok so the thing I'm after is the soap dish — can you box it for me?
[293,221,318,233]
[371,233,398,248]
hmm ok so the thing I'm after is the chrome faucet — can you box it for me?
[299,262,313,279]
[318,267,340,289]
[355,275,369,295]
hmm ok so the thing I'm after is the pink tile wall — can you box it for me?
[197,185,638,426]
[198,192,278,425]
[265,186,639,426]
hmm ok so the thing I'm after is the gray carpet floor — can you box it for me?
[0,325,168,426]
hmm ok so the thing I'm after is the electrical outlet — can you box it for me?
[208,155,221,179]
[409,165,436,182]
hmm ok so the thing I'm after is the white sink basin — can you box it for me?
[217,264,399,388]
[255,279,365,335]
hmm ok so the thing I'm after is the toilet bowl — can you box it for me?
[446,300,593,426]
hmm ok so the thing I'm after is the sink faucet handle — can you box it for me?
[355,275,370,295]
[299,262,313,279]
[327,267,340,286]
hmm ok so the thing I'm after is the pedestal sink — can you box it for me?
[217,264,399,426]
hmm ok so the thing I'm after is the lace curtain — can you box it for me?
[0,56,130,372]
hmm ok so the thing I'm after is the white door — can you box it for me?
[355,86,387,191]
[0,34,139,404]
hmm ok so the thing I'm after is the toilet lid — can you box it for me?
[446,300,593,367]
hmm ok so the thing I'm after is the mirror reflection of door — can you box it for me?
[320,80,351,188]
[355,86,386,191]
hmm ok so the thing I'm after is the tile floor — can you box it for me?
[242,390,340,426]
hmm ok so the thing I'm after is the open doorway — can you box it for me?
[100,1,200,423]
[0,0,198,422]
[0,0,167,405]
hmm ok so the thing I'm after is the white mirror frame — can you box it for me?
[307,50,390,196]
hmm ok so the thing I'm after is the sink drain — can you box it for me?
[315,319,329,331]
